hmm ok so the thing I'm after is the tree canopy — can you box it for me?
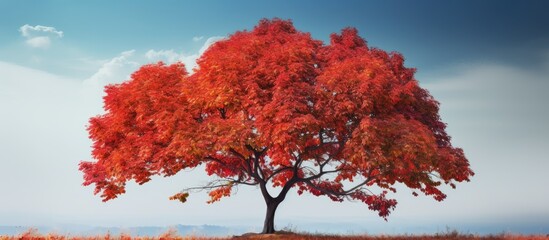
[80,18,473,233]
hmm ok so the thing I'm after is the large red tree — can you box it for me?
[80,19,473,234]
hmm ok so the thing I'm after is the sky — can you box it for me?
[1,0,549,235]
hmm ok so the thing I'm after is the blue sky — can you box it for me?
[1,0,549,235]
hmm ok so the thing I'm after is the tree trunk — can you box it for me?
[262,199,281,234]
[257,173,294,234]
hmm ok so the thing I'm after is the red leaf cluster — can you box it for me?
[169,192,189,203]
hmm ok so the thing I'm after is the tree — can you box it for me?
[79,19,474,234]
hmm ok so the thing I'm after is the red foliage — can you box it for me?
[80,18,473,220]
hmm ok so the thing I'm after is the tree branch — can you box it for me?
[181,179,233,192]
[226,147,255,178]
[181,177,258,193]
[228,148,247,160]
[265,166,293,182]
[300,168,377,197]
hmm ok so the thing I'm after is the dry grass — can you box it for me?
[0,229,226,240]
[235,231,549,240]
[1,229,548,240]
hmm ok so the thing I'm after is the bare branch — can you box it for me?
[181,179,233,192]
[265,166,293,182]
[181,177,258,193]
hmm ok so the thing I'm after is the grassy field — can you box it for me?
[1,229,548,240]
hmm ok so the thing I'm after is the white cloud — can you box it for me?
[19,24,64,38]
[88,36,225,91]
[84,50,139,88]
[193,36,204,42]
[19,24,63,49]
[422,62,549,153]
[424,63,549,120]
[145,49,181,63]
[25,36,51,49]
[199,36,225,55]
[144,36,225,73]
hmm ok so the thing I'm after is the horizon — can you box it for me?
[1,0,549,235]
[2,221,548,236]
